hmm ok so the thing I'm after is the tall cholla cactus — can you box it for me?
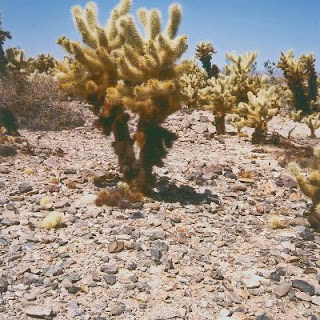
[57,0,189,197]
[5,47,28,72]
[180,59,207,108]
[195,41,219,78]
[0,13,12,74]
[288,145,320,230]
[236,87,280,144]
[225,51,269,104]
[302,113,320,138]
[278,50,318,114]
[199,74,236,134]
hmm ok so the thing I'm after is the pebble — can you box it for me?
[103,274,117,285]
[25,306,53,318]
[108,241,124,253]
[110,303,125,316]
[291,279,315,296]
[274,283,292,298]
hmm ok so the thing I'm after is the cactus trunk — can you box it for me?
[252,126,265,144]
[215,115,226,135]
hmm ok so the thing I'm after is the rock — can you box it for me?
[25,306,53,318]
[242,275,261,289]
[274,283,292,298]
[19,182,33,193]
[0,166,9,174]
[295,291,312,302]
[100,264,118,274]
[0,145,17,157]
[299,228,315,241]
[311,296,320,306]
[67,272,81,283]
[278,173,297,188]
[0,277,8,293]
[256,315,271,320]
[108,241,124,253]
[103,274,116,285]
[291,279,315,295]
[110,303,125,316]
[231,312,249,320]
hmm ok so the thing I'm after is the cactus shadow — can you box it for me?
[151,177,220,205]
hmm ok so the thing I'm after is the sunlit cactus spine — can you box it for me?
[57,0,189,198]
[235,87,280,144]
[195,41,219,78]
[278,50,318,114]
[288,145,320,230]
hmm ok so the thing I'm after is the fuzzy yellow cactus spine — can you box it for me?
[236,87,280,143]
[58,0,189,198]
[278,50,318,114]
[288,145,320,230]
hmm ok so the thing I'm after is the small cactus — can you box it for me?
[301,113,320,138]
[288,145,320,230]
[236,87,280,144]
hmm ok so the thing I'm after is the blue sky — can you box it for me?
[1,0,320,69]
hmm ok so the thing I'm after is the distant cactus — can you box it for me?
[278,50,318,114]
[288,145,320,230]
[57,0,189,196]
[199,74,236,134]
[5,47,28,72]
[29,53,57,75]
[302,113,320,138]
[236,87,280,143]
[180,59,207,109]
[195,41,219,78]
[225,51,269,104]
[0,14,11,74]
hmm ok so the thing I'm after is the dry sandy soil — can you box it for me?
[0,108,320,320]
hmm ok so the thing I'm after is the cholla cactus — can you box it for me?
[288,145,320,229]
[195,41,219,78]
[236,87,280,143]
[5,47,28,72]
[57,0,189,196]
[291,110,303,122]
[302,113,320,138]
[278,50,318,114]
[0,14,11,73]
[180,59,207,108]
[225,51,269,104]
[199,74,236,134]
[30,54,57,75]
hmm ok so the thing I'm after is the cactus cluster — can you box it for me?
[29,54,57,75]
[5,47,29,72]
[278,50,319,114]
[57,0,189,196]
[289,146,320,230]
[236,87,280,143]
